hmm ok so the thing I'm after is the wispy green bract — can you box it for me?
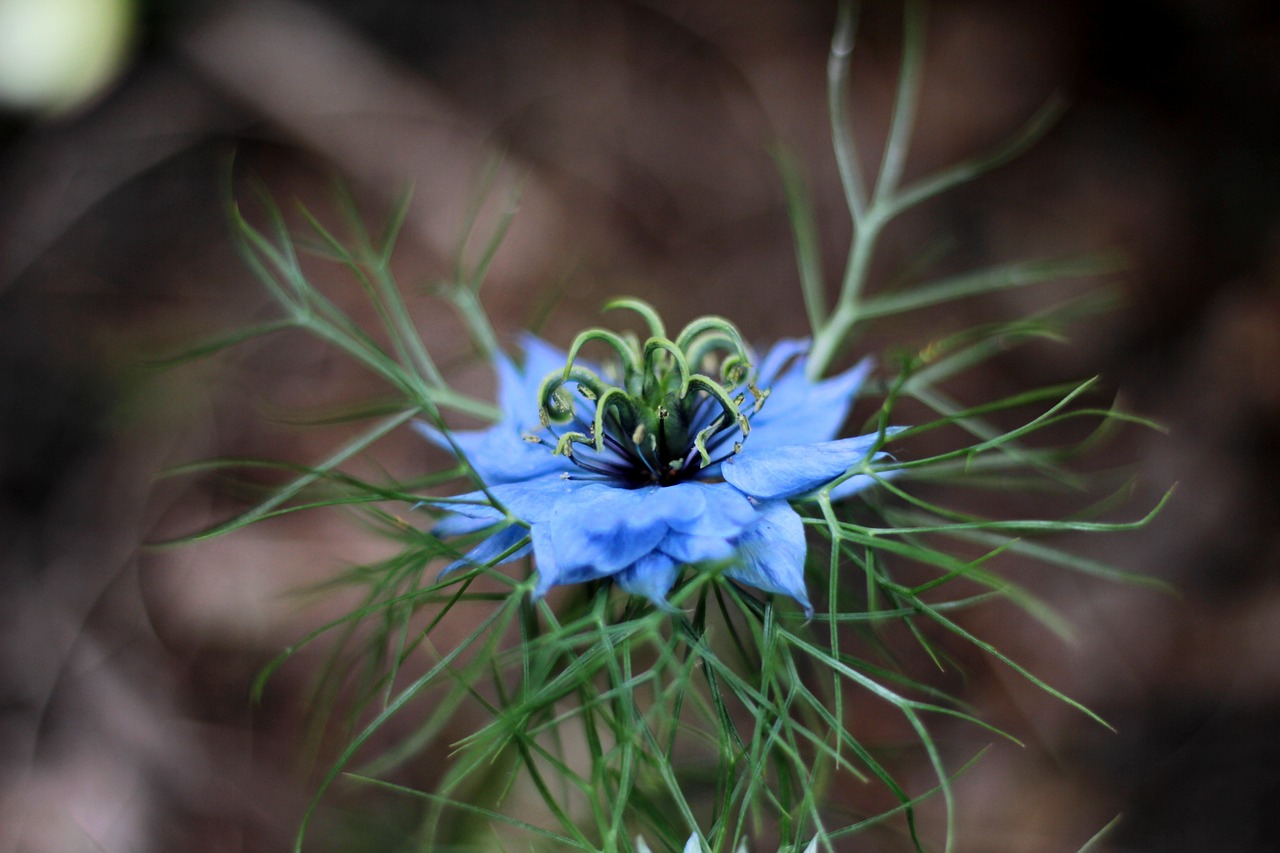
[162,1,1169,852]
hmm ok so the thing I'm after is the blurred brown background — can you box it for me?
[2,0,1278,850]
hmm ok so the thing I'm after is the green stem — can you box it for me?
[828,1,867,227]
[872,0,927,205]
[807,212,880,379]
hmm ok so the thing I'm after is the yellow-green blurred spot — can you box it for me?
[0,0,134,114]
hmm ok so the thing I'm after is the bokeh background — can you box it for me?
[2,0,1278,850]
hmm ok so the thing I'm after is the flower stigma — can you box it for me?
[534,312,762,489]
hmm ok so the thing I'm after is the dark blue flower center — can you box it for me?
[554,386,751,487]
[531,309,767,489]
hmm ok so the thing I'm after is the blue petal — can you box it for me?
[548,483,697,575]
[516,335,607,433]
[503,336,575,429]
[726,500,812,615]
[437,475,588,524]
[412,417,570,486]
[493,354,533,424]
[658,530,736,564]
[439,524,531,577]
[615,552,681,608]
[502,476,597,523]
[663,482,759,538]
[412,336,578,486]
[433,510,502,537]
[747,354,874,450]
[428,473,588,542]
[723,432,900,501]
[518,334,574,391]
[530,523,563,597]
[754,338,810,386]
[531,522,616,597]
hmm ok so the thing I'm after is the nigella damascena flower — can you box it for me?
[416,305,902,615]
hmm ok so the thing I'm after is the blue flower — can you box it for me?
[417,311,900,615]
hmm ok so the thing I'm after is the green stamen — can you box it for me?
[535,299,768,486]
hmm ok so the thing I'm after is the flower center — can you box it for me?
[530,303,768,488]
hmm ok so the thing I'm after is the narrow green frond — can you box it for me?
[346,775,591,848]
[872,0,928,205]
[827,0,867,226]
[1076,815,1124,853]
[887,95,1068,218]
[145,319,296,366]
[150,410,416,546]
[858,254,1124,321]
[773,147,828,333]
[913,601,1112,730]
